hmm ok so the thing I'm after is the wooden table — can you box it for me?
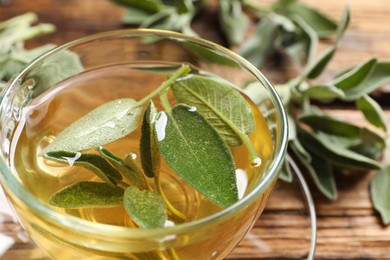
[1,0,390,259]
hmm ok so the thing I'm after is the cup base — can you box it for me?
[0,167,316,260]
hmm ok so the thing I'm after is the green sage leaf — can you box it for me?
[98,147,148,190]
[219,0,249,46]
[123,186,167,229]
[172,74,255,146]
[357,94,387,131]
[45,151,122,186]
[49,181,124,208]
[343,61,390,100]
[302,84,345,102]
[332,57,377,92]
[298,127,381,170]
[276,1,338,37]
[112,0,163,12]
[291,145,337,200]
[371,165,390,225]
[279,158,293,183]
[42,98,142,153]
[140,101,161,178]
[122,8,154,24]
[305,6,350,79]
[155,104,238,208]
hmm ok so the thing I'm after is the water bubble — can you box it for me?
[251,157,262,167]
[129,152,137,160]
[188,106,197,112]
[155,112,168,141]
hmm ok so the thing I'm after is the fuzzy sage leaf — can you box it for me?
[45,151,122,186]
[172,74,255,147]
[49,181,124,209]
[356,94,388,132]
[140,101,161,178]
[155,104,238,208]
[43,98,142,154]
[371,165,390,225]
[123,186,167,229]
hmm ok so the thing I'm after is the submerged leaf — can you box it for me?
[123,186,167,229]
[98,147,148,190]
[140,101,161,178]
[42,98,142,153]
[371,165,390,225]
[155,104,238,207]
[172,74,255,146]
[357,94,387,131]
[49,181,124,208]
[45,151,122,186]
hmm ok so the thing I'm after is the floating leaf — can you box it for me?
[298,128,381,170]
[45,151,122,186]
[49,181,124,208]
[357,94,387,131]
[219,0,249,46]
[291,145,337,200]
[140,102,161,178]
[155,104,238,207]
[98,147,148,190]
[172,74,255,146]
[371,165,390,225]
[42,98,142,153]
[123,186,167,229]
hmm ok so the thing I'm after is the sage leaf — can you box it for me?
[299,113,360,138]
[45,151,122,186]
[302,84,345,102]
[25,49,84,97]
[123,186,167,229]
[305,6,350,79]
[172,74,255,146]
[42,98,142,153]
[349,128,386,160]
[219,0,249,46]
[98,147,148,190]
[357,94,387,131]
[298,128,381,170]
[291,145,337,200]
[140,101,161,178]
[339,61,390,100]
[155,104,238,207]
[332,57,377,92]
[371,165,390,225]
[112,0,163,13]
[122,8,153,24]
[279,158,293,183]
[49,181,124,208]
[276,1,338,37]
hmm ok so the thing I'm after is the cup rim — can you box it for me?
[0,28,288,238]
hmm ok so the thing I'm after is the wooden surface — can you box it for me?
[1,0,390,259]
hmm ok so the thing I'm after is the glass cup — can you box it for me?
[0,29,288,259]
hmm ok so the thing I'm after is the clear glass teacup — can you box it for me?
[0,29,288,259]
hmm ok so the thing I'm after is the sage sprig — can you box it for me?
[110,0,390,224]
[43,65,258,228]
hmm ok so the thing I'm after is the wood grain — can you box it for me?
[1,0,390,259]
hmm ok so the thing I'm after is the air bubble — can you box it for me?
[251,157,262,167]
